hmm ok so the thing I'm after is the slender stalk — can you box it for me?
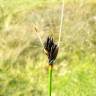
[58,0,64,47]
[49,64,53,96]
[34,26,44,47]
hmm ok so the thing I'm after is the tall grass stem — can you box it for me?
[49,65,53,96]
[58,0,64,47]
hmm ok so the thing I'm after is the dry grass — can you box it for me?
[0,0,96,96]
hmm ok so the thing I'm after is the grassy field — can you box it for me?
[0,0,96,96]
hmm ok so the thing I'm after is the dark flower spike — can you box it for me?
[44,36,59,65]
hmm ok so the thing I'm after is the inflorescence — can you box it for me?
[44,36,59,65]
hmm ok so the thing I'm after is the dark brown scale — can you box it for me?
[44,36,59,65]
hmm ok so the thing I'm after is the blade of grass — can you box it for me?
[34,26,44,47]
[58,0,64,47]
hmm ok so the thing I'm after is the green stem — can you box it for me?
[49,64,53,96]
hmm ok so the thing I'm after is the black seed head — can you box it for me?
[44,36,58,65]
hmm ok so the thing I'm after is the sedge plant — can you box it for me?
[43,0,64,95]
[44,37,58,96]
[35,1,64,95]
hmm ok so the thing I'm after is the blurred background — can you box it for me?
[0,0,96,96]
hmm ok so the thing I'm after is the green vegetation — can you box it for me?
[0,0,96,96]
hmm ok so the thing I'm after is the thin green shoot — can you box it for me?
[49,65,53,96]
